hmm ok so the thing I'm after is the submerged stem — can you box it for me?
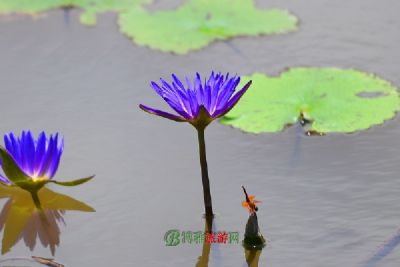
[197,127,213,217]
[30,191,42,211]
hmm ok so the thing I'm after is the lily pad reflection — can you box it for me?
[0,184,95,255]
[244,248,262,267]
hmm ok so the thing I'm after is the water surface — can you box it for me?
[0,0,399,266]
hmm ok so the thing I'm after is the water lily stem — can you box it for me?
[197,127,214,217]
[30,191,42,211]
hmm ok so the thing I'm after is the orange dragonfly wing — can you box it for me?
[242,195,261,210]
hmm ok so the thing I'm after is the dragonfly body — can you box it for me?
[242,186,260,215]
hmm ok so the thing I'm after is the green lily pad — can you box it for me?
[220,68,400,134]
[0,0,297,53]
[0,0,150,26]
[118,0,298,54]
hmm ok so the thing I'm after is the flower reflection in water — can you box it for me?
[194,217,262,267]
[244,248,262,267]
[0,183,94,255]
[195,217,213,267]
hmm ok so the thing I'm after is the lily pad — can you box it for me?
[118,0,298,54]
[220,68,400,134]
[0,0,150,26]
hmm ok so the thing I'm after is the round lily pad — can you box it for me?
[118,0,298,54]
[0,0,150,26]
[220,68,400,134]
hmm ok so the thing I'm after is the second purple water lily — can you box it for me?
[0,131,94,209]
[140,72,252,217]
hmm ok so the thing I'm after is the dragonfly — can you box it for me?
[242,186,260,214]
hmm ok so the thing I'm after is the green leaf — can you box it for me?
[0,145,30,183]
[49,175,94,186]
[39,187,95,212]
[118,0,298,54]
[220,68,400,134]
[0,0,151,25]
[0,0,296,53]
[0,0,68,13]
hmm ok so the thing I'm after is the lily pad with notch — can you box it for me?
[220,68,400,134]
[118,0,298,54]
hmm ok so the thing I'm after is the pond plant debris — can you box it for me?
[221,68,400,134]
[242,186,265,249]
[0,256,64,267]
[32,256,65,267]
[0,131,94,210]
[140,72,252,217]
[0,0,298,54]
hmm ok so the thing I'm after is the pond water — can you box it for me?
[0,0,399,266]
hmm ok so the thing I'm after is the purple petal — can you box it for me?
[207,71,218,86]
[19,131,28,173]
[0,174,10,184]
[187,89,199,118]
[194,76,204,105]
[4,135,13,155]
[37,135,56,178]
[194,72,202,88]
[139,104,187,122]
[7,133,22,166]
[160,89,185,112]
[215,76,240,111]
[33,131,46,174]
[152,79,193,119]
[170,83,193,116]
[172,74,185,91]
[208,76,224,115]
[194,73,208,107]
[150,81,163,96]
[22,131,35,176]
[185,76,192,91]
[214,80,252,118]
[160,89,192,118]
[45,137,64,179]
[160,78,175,94]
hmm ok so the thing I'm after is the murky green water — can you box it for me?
[0,0,399,266]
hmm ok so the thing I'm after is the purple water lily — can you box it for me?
[0,131,93,210]
[140,72,252,217]
[140,72,252,128]
[0,131,63,184]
